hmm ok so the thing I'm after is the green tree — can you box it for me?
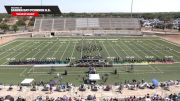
[12,24,19,33]
[166,23,173,29]
[28,17,35,26]
[0,13,11,19]
[17,17,29,21]
[28,20,34,26]
[16,19,26,26]
[0,23,9,32]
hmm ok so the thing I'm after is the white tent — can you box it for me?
[89,74,100,81]
[21,78,34,86]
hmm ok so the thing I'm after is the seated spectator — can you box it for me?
[18,86,22,91]
[149,85,155,89]
[50,86,53,93]
[79,84,86,91]
[35,96,42,101]
[66,83,72,91]
[8,85,13,91]
[0,83,3,90]
[104,85,111,91]
[91,85,98,91]
[118,84,123,93]
[5,95,14,101]
[127,84,135,90]
[68,97,72,101]
[16,97,26,101]
[0,97,4,101]
[30,86,36,91]
[77,95,82,101]
[42,84,49,91]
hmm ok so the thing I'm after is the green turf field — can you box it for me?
[0,36,179,84]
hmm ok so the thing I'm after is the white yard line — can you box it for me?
[101,41,111,60]
[135,41,161,58]
[60,40,70,60]
[148,65,156,71]
[131,41,149,57]
[70,42,77,63]
[147,40,180,60]
[115,42,129,56]
[122,39,150,58]
[80,38,83,58]
[158,38,180,56]
[115,42,129,57]
[2,42,35,65]
[31,43,51,58]
[94,39,101,56]
[0,40,16,48]
[20,68,27,76]
[0,41,27,57]
[163,48,180,57]
[27,67,33,74]
[108,41,121,59]
[0,41,29,63]
[159,37,180,47]
[89,41,93,56]
[153,66,164,74]
[142,41,165,57]
[51,43,63,58]
[40,40,60,60]
[120,41,142,59]
[20,41,46,59]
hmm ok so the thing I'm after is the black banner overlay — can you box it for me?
[5,5,61,14]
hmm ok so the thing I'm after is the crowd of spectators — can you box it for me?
[0,79,179,101]
[103,93,180,101]
[0,93,180,101]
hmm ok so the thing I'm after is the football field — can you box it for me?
[0,36,179,64]
[0,36,180,84]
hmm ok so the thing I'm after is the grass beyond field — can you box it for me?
[0,36,179,84]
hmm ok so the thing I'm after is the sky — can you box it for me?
[0,0,180,13]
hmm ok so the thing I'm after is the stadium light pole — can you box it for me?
[41,0,42,6]
[131,0,134,18]
[41,0,45,18]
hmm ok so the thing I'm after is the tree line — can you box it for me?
[41,12,180,21]
[0,15,35,33]
[1,12,180,20]
[0,12,180,33]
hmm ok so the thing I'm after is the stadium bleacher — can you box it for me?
[76,18,88,29]
[33,19,41,32]
[65,18,76,30]
[32,18,142,36]
[110,18,140,30]
[99,18,111,30]
[76,18,100,30]
[87,18,100,29]
[40,19,53,31]
[33,18,141,32]
[53,18,65,31]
